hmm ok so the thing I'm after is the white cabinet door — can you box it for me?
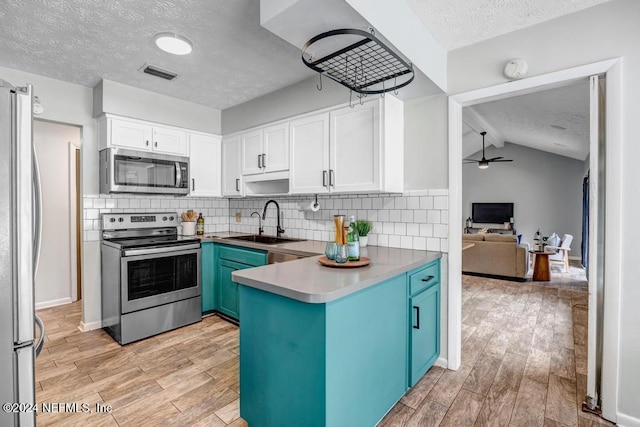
[263,123,289,173]
[330,101,380,193]
[290,113,330,194]
[110,119,152,150]
[189,133,221,197]
[222,136,243,196]
[152,127,188,155]
[241,130,263,175]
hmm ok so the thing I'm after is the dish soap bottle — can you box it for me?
[347,215,360,261]
[196,213,205,235]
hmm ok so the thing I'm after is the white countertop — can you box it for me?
[231,245,441,303]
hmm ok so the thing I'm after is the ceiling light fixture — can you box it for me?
[154,32,193,55]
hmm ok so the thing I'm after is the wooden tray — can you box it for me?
[317,256,371,268]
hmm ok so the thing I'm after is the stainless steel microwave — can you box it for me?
[99,148,190,195]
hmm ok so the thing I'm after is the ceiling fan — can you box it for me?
[463,131,513,169]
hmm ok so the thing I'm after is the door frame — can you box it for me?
[447,58,622,421]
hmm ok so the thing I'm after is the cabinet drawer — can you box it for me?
[409,262,440,296]
[218,245,267,267]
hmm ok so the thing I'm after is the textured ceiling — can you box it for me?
[0,0,316,110]
[404,0,612,50]
[464,79,590,161]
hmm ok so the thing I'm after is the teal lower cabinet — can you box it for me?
[239,274,409,427]
[408,260,441,387]
[217,259,251,319]
[216,244,267,321]
[201,242,216,314]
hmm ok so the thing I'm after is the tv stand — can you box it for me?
[464,225,516,235]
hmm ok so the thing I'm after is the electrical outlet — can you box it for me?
[235,212,241,222]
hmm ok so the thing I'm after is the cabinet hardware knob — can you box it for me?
[413,306,420,329]
[258,154,262,169]
[192,178,195,191]
[154,141,158,147]
[145,140,149,146]
[421,275,435,283]
[329,169,335,187]
[262,153,266,168]
[236,178,240,192]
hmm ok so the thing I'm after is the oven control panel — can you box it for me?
[102,212,178,230]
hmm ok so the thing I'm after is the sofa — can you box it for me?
[462,233,529,280]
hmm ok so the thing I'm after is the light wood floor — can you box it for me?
[35,304,245,426]
[36,270,612,426]
[379,273,613,427]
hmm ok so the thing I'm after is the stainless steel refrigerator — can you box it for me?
[0,79,45,426]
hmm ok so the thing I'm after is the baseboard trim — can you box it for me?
[617,412,640,427]
[78,320,102,332]
[435,356,448,369]
[35,297,73,310]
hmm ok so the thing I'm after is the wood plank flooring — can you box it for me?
[380,267,613,427]
[35,260,610,426]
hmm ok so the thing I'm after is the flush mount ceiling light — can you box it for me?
[154,32,193,55]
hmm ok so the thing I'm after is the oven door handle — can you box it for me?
[122,243,201,257]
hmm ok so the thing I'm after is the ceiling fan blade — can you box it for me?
[463,161,479,164]
[463,158,481,163]
[491,159,513,162]
[486,156,503,161]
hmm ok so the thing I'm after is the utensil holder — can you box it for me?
[182,221,196,236]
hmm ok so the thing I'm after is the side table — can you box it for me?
[529,250,554,281]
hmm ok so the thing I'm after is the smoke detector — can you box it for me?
[504,59,528,80]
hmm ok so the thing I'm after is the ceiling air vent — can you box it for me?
[139,64,178,81]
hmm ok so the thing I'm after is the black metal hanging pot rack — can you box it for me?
[301,28,414,95]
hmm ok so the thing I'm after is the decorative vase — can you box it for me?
[359,236,368,247]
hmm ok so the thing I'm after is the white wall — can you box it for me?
[222,76,347,134]
[463,143,584,249]
[94,79,222,134]
[404,94,448,190]
[33,120,81,308]
[448,0,640,421]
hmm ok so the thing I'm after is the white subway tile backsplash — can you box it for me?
[433,224,448,238]
[434,195,448,210]
[419,196,433,210]
[406,196,420,210]
[84,190,449,252]
[427,210,441,224]
[401,210,414,223]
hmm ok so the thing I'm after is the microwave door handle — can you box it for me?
[175,162,181,188]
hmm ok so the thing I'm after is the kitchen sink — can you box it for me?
[223,234,306,245]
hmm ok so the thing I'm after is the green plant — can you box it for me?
[355,220,372,236]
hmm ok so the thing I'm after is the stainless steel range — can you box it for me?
[101,212,201,345]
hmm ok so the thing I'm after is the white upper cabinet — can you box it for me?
[189,133,221,198]
[241,130,263,175]
[262,123,289,173]
[289,96,403,195]
[99,114,188,156]
[109,119,152,150]
[330,101,380,193]
[240,122,289,177]
[289,113,330,194]
[222,135,243,197]
[152,127,188,156]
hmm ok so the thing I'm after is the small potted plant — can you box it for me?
[356,220,372,247]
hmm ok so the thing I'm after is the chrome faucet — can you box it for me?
[250,211,263,235]
[262,199,285,237]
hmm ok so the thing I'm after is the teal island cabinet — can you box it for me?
[232,247,441,427]
[200,241,267,320]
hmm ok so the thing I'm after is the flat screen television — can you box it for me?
[472,203,514,224]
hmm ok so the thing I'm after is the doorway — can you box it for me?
[448,59,622,422]
[33,120,82,308]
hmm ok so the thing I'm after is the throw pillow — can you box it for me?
[547,233,560,248]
